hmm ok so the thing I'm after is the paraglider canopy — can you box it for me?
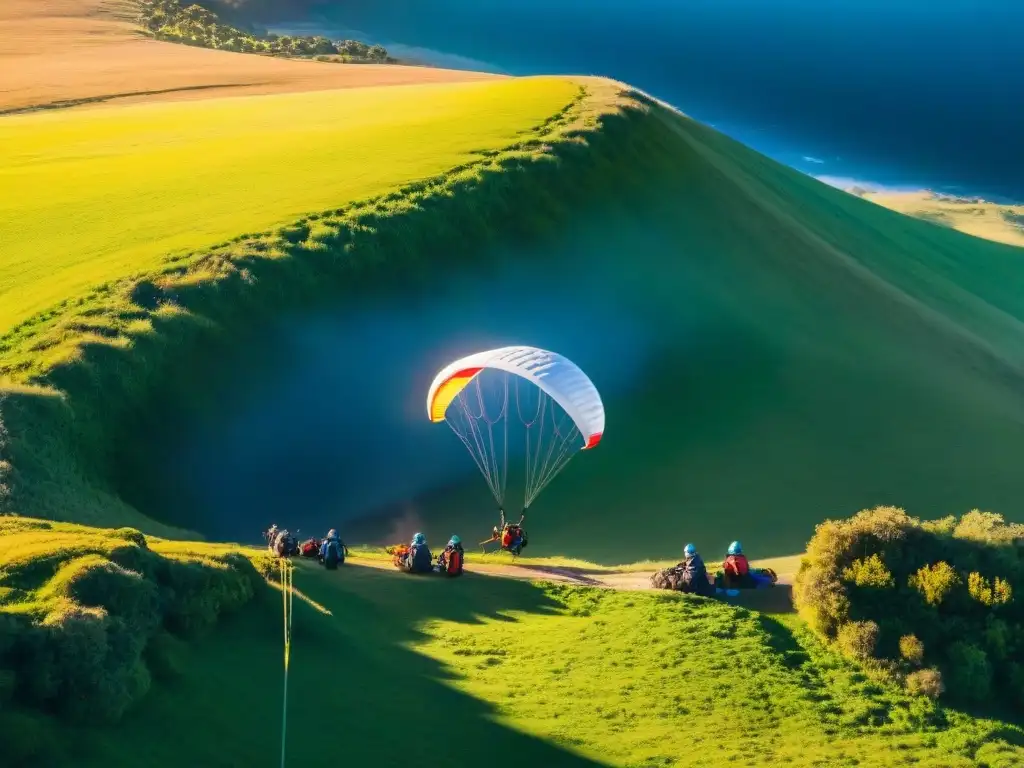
[426,345,605,511]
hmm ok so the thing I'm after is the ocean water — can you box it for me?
[272,0,1024,201]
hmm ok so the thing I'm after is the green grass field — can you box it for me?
[2,9,1023,767]
[14,552,1015,767]
[0,77,577,337]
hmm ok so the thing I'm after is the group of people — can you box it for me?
[397,532,465,577]
[265,524,348,570]
[671,540,766,595]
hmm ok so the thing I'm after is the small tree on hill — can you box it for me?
[909,562,960,606]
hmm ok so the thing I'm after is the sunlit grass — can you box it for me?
[52,558,1024,767]
[0,76,578,335]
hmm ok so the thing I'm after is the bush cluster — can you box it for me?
[138,0,389,61]
[794,506,1023,709]
[0,532,269,726]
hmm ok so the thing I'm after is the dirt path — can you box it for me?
[351,557,798,612]
[1,0,501,113]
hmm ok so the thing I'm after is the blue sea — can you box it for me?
[272,0,1024,202]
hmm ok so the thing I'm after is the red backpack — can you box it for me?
[443,547,464,576]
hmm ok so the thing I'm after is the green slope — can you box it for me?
[42,560,1024,767]
[338,96,1024,562]
[3,75,1024,565]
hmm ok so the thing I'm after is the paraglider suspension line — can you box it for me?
[445,371,584,512]
[279,559,294,768]
[445,375,509,505]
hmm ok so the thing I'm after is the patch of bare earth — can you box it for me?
[0,0,502,113]
[350,558,797,612]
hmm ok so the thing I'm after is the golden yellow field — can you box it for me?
[0,76,579,335]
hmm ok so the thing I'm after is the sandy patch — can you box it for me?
[1,0,502,113]
[856,189,1024,248]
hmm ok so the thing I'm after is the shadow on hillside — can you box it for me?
[757,614,811,671]
[730,584,795,615]
[83,562,607,767]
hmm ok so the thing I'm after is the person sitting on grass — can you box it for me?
[438,535,465,576]
[319,528,347,570]
[677,543,713,596]
[405,532,433,574]
[722,540,751,588]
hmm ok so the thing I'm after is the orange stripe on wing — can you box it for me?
[429,367,483,422]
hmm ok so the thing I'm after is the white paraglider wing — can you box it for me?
[426,346,605,509]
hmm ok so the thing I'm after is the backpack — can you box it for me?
[301,538,320,557]
[442,546,464,577]
[390,544,411,569]
[323,539,343,567]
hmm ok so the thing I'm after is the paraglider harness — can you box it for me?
[714,566,778,591]
[387,544,411,569]
[270,529,300,558]
[650,554,715,596]
[482,509,528,557]
[437,542,465,577]
[300,537,322,558]
[321,536,348,569]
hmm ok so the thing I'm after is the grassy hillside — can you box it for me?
[7,541,1021,767]
[0,76,576,335]
[0,75,629,538]
[321,97,1024,562]
[5,71,1024,562]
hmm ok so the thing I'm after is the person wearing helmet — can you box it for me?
[319,527,347,570]
[722,540,751,588]
[676,543,713,596]
[404,532,433,574]
[438,534,465,577]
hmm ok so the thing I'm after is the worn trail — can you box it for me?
[345,556,799,613]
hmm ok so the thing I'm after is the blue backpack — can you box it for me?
[323,539,344,567]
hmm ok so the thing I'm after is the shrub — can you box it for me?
[983,617,1012,661]
[836,620,879,661]
[842,554,895,588]
[967,572,1013,607]
[899,634,925,666]
[909,562,960,606]
[0,668,15,702]
[953,510,1024,544]
[0,709,55,766]
[136,0,387,63]
[144,630,186,682]
[55,556,160,634]
[945,642,992,704]
[906,668,944,699]
[0,527,269,725]
[793,506,1023,709]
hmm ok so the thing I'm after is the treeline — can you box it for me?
[137,0,391,62]
[794,506,1023,712]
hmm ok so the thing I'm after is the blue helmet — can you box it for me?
[683,543,697,558]
[412,532,426,546]
[327,529,338,540]
[449,535,461,547]
[728,540,742,555]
